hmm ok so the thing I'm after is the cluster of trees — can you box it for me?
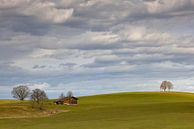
[11,85,74,109]
[58,91,73,100]
[160,81,173,91]
[11,85,48,110]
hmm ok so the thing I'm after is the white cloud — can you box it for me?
[28,83,51,90]
[0,0,26,8]
[144,0,194,14]
[116,26,146,41]
[0,0,74,24]
[24,2,74,24]
[89,32,120,43]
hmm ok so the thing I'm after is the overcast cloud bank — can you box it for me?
[1,0,194,98]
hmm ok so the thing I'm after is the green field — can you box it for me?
[1,92,194,129]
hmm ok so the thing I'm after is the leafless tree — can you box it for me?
[11,85,30,100]
[160,81,167,91]
[167,81,173,91]
[59,93,65,100]
[160,81,173,91]
[31,89,48,110]
[66,91,73,98]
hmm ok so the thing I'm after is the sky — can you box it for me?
[1,0,194,99]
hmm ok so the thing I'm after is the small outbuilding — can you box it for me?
[54,96,78,105]
[64,96,78,105]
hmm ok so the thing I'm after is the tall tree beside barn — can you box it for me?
[67,91,73,98]
[59,93,65,100]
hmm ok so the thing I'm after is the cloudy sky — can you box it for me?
[1,0,194,99]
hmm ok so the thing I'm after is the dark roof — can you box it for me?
[71,96,78,100]
[64,96,78,100]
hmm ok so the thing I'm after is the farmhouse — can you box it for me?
[55,96,78,105]
[64,96,78,105]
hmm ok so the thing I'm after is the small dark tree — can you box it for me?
[59,93,65,100]
[11,85,30,100]
[31,89,48,110]
[66,91,73,98]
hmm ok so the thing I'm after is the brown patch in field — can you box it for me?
[0,106,70,119]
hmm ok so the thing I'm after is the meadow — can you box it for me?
[1,92,194,129]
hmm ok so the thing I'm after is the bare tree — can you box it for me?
[167,81,173,91]
[11,85,30,100]
[66,91,73,98]
[59,93,65,100]
[160,81,173,92]
[160,81,167,91]
[31,89,48,110]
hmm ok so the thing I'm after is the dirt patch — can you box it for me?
[0,109,70,119]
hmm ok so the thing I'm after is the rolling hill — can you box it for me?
[1,92,194,129]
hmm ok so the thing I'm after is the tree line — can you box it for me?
[11,85,74,110]
[11,81,173,109]
[11,86,48,110]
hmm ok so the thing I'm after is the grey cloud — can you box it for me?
[0,0,74,24]
[60,63,77,67]
[142,0,157,2]
[59,63,77,69]
[33,65,46,69]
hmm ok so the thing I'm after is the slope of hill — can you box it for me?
[1,92,194,129]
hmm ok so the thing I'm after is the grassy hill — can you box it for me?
[1,92,194,129]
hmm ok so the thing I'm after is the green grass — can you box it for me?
[1,92,194,129]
